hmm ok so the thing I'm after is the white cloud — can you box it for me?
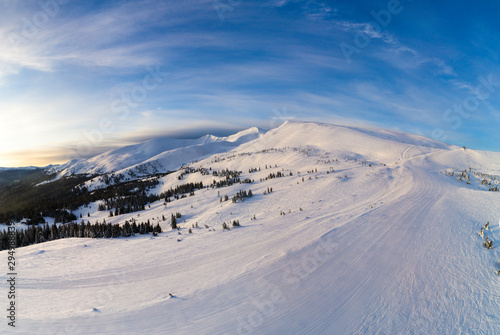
[303,1,338,20]
[337,19,457,77]
[141,111,153,118]
[0,0,225,82]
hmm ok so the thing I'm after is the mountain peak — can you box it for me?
[50,126,263,176]
[198,134,218,143]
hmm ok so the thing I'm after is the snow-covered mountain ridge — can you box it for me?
[49,121,459,190]
[2,121,500,334]
[49,127,263,177]
[0,166,43,171]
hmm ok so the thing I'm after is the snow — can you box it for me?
[1,121,499,334]
[0,167,42,171]
[48,128,263,178]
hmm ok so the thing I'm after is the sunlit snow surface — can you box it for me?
[2,121,499,334]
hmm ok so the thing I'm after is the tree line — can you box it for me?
[0,219,162,250]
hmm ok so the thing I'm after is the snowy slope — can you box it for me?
[236,121,454,163]
[2,121,499,334]
[50,127,263,177]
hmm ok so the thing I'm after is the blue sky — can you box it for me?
[1,0,499,167]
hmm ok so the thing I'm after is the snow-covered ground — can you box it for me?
[1,121,499,334]
[49,127,263,178]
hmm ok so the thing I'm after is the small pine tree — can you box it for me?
[171,214,177,230]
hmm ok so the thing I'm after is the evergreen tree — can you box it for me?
[123,221,132,237]
[50,223,59,240]
[155,223,162,233]
[171,214,177,230]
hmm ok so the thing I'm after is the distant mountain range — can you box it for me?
[48,127,264,177]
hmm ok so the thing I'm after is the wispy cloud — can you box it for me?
[302,0,338,20]
[0,0,223,78]
[337,19,456,76]
[0,0,499,166]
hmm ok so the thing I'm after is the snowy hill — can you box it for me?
[50,127,263,177]
[2,121,500,334]
[236,120,454,162]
